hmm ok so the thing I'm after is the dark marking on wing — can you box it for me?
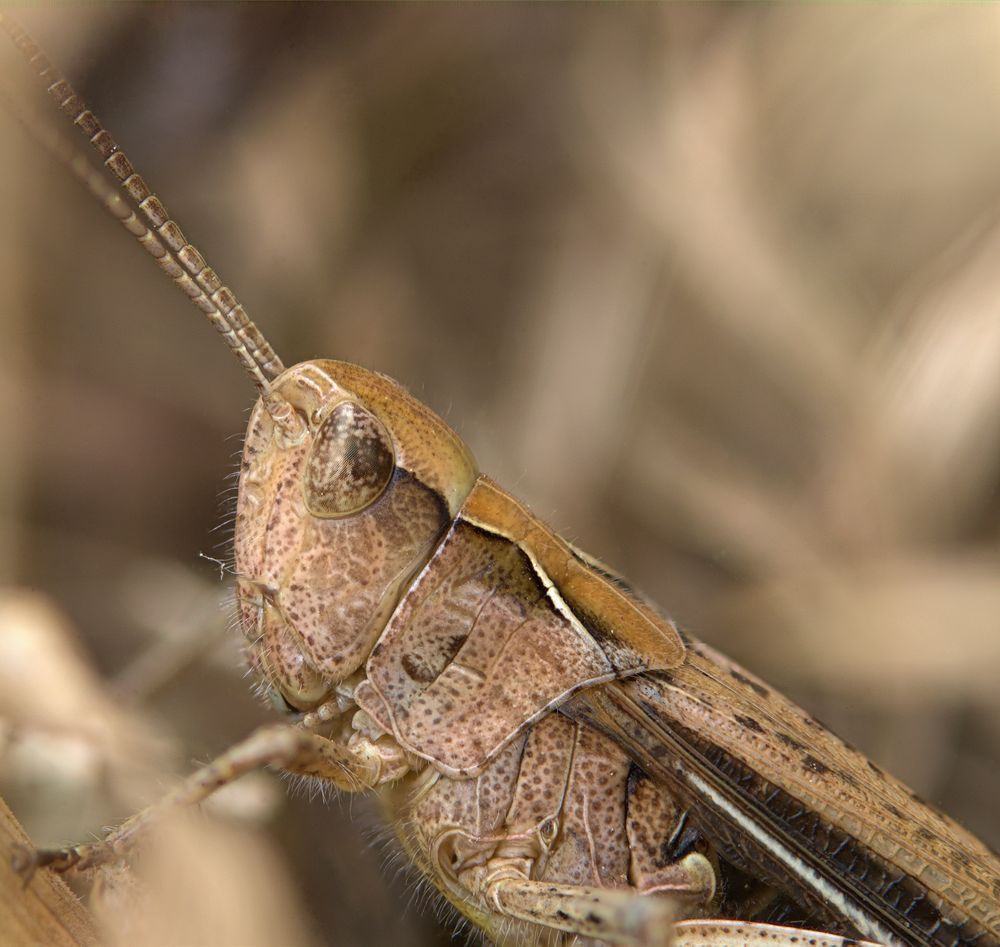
[836,769,861,789]
[735,714,766,734]
[564,669,1000,947]
[729,668,770,699]
[777,732,809,753]
[803,754,830,775]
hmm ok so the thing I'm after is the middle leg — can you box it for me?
[396,713,718,945]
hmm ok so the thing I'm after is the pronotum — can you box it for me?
[1,7,1000,947]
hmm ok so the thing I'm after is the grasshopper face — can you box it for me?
[235,360,477,709]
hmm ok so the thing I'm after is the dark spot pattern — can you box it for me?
[401,652,437,683]
[777,732,808,753]
[735,714,766,734]
[730,668,770,699]
[803,755,829,775]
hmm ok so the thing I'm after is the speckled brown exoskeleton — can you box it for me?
[3,12,1000,947]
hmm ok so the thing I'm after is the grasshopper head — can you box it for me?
[0,17,478,718]
[234,360,477,712]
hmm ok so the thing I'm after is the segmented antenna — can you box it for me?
[1,13,301,433]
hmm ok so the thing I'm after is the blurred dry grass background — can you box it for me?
[0,4,999,946]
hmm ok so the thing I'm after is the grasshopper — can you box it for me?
[3,9,999,947]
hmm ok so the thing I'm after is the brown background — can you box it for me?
[1,5,998,945]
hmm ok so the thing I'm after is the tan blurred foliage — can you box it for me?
[0,5,998,945]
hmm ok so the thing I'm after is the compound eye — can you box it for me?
[304,401,395,517]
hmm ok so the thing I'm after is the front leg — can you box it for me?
[13,723,388,877]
